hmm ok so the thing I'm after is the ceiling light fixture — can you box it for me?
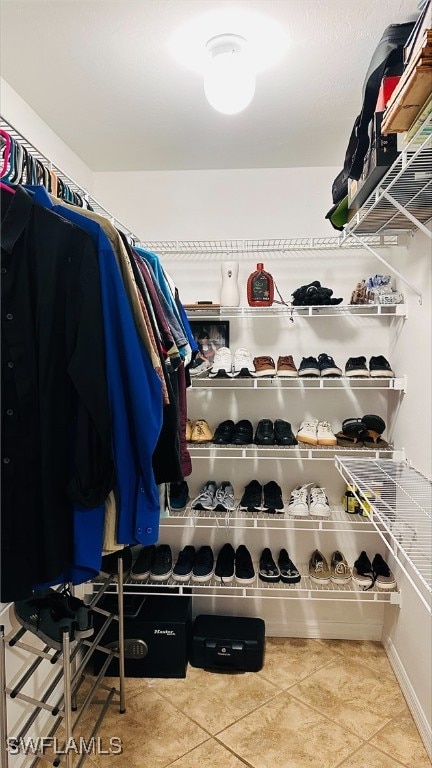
[204,34,255,115]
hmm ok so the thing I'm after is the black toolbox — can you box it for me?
[191,615,265,672]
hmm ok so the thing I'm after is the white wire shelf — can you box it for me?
[161,506,375,531]
[185,304,406,319]
[189,374,406,392]
[346,114,432,236]
[0,116,139,242]
[137,235,398,258]
[335,457,432,612]
[187,444,402,462]
[94,572,399,603]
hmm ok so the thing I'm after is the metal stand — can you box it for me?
[1,571,126,767]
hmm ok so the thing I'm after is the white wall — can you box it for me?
[0,78,94,194]
[389,229,432,477]
[93,166,339,241]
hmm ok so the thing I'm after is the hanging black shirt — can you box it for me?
[1,187,114,602]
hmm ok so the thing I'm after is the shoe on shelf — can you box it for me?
[318,353,342,377]
[235,545,255,584]
[239,480,263,512]
[262,481,284,513]
[169,481,189,512]
[317,420,337,446]
[212,419,235,444]
[287,484,310,516]
[369,355,394,378]
[352,551,373,588]
[131,545,156,581]
[192,545,214,583]
[36,588,93,640]
[361,414,388,448]
[309,485,331,517]
[276,355,298,377]
[253,355,277,377]
[214,481,236,512]
[172,546,196,582]
[191,480,217,511]
[209,347,233,378]
[259,548,280,583]
[150,545,173,581]
[371,554,397,591]
[274,419,298,446]
[233,348,255,378]
[232,419,254,445]
[100,546,133,579]
[278,550,301,584]
[186,419,193,441]
[330,551,352,584]
[296,419,318,445]
[254,419,275,445]
[190,419,213,442]
[298,356,320,377]
[215,543,235,583]
[13,595,78,651]
[335,431,365,447]
[190,357,211,377]
[308,550,331,585]
[345,356,369,377]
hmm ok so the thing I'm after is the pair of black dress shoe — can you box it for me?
[213,419,254,444]
[255,419,297,446]
[213,419,297,446]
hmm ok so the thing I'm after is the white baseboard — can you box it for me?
[266,620,383,640]
[384,636,432,759]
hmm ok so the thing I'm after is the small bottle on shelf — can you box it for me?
[247,263,274,307]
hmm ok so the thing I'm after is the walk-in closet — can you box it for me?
[1,1,431,767]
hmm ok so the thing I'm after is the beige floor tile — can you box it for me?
[259,637,336,689]
[153,664,279,734]
[370,709,432,768]
[77,686,208,768]
[338,743,407,767]
[168,738,249,767]
[289,656,406,740]
[218,692,362,768]
[317,639,394,676]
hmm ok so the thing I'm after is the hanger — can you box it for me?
[0,181,15,194]
[0,130,11,177]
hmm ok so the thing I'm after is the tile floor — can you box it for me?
[45,639,431,768]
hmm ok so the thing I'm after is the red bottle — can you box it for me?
[247,263,274,307]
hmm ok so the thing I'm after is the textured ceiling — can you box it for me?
[0,0,419,171]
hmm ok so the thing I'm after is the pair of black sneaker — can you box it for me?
[240,480,284,513]
[259,549,301,584]
[131,544,173,582]
[298,354,342,378]
[13,587,93,651]
[215,544,255,584]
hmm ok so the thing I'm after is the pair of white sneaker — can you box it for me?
[209,347,254,378]
[296,419,337,446]
[288,484,330,517]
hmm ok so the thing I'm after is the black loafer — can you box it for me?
[254,419,274,445]
[232,420,254,444]
[274,419,298,446]
[213,419,235,444]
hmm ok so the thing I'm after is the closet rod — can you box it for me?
[0,116,139,243]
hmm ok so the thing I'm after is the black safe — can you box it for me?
[191,615,265,672]
[92,594,192,678]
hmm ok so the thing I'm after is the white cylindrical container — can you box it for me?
[220,261,240,306]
